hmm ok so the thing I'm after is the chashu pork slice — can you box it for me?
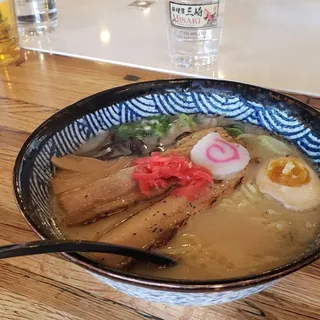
[58,166,170,226]
[60,192,171,241]
[89,171,244,269]
[52,156,134,195]
[58,166,135,225]
[51,155,111,172]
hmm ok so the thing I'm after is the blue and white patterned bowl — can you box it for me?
[14,79,320,306]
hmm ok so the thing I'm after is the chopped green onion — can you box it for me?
[178,114,195,127]
[225,126,244,138]
[114,115,173,139]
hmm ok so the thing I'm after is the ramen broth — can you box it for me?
[133,165,320,279]
[52,115,320,280]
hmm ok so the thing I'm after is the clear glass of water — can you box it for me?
[166,0,225,68]
[14,0,57,35]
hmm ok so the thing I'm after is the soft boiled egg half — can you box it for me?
[256,157,320,211]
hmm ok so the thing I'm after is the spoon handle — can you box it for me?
[0,240,176,266]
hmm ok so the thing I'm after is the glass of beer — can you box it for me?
[0,0,20,67]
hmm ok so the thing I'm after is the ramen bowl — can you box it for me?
[13,79,320,306]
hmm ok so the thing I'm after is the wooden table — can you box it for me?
[0,51,320,320]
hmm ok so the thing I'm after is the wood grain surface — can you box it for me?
[0,50,320,320]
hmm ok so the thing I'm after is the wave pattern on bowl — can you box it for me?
[92,273,278,306]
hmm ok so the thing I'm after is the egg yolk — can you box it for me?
[267,157,310,187]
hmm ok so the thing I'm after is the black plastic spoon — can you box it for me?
[0,240,176,267]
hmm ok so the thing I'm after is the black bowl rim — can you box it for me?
[13,78,320,292]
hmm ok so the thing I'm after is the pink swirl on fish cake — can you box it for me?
[206,139,240,163]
